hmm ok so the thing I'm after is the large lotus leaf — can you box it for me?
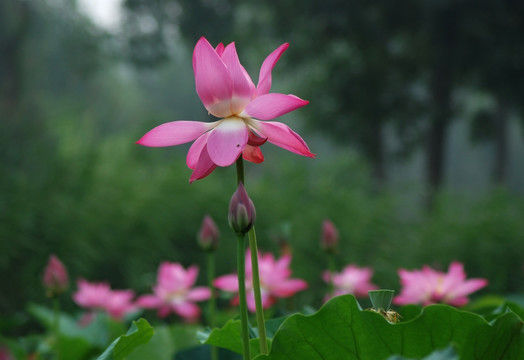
[254,295,524,360]
[387,345,458,360]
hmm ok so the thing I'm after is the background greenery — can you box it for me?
[1,0,524,333]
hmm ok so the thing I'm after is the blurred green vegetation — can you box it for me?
[1,0,524,332]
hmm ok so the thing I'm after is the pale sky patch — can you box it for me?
[78,0,123,31]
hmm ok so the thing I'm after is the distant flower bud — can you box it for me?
[228,182,256,235]
[321,219,339,254]
[197,215,220,252]
[0,345,15,360]
[43,255,69,297]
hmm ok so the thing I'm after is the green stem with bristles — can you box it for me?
[207,252,218,360]
[328,254,336,298]
[236,156,245,184]
[53,297,61,360]
[237,234,251,360]
[235,157,268,355]
[248,226,268,354]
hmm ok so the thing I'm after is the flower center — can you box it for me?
[223,115,249,123]
[166,289,187,303]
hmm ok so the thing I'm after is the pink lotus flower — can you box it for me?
[323,265,378,300]
[394,262,488,306]
[43,254,69,297]
[73,279,137,321]
[136,262,211,321]
[214,251,307,312]
[137,36,314,183]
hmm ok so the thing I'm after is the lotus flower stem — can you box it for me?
[327,255,336,298]
[248,227,269,355]
[53,297,61,360]
[237,234,251,360]
[235,157,268,355]
[236,156,245,184]
[207,253,218,360]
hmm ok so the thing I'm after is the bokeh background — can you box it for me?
[2,0,524,329]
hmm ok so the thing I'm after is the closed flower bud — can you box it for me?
[43,254,69,297]
[197,215,220,252]
[321,219,339,254]
[228,182,256,235]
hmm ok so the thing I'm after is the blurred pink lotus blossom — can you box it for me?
[137,262,211,322]
[73,279,137,321]
[394,261,488,306]
[214,251,307,312]
[43,254,69,297]
[137,36,314,183]
[323,265,378,301]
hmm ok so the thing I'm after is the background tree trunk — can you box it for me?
[493,98,508,185]
[370,122,386,190]
[424,5,458,210]
[0,1,30,116]
[425,63,452,209]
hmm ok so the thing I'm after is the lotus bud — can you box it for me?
[43,254,69,297]
[321,219,339,254]
[197,215,220,252]
[228,182,256,235]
